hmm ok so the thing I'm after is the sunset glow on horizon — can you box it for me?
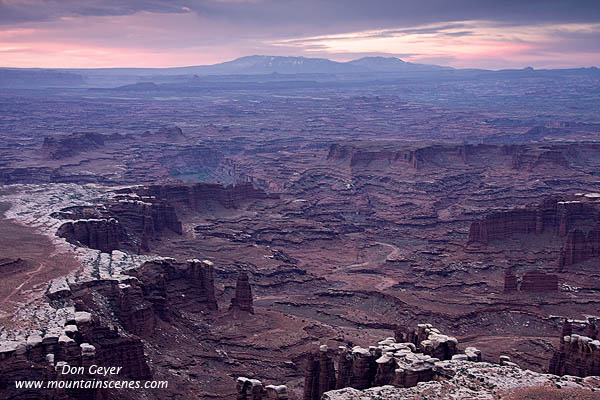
[0,0,599,69]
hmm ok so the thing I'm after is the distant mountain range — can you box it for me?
[157,55,452,75]
[0,55,598,89]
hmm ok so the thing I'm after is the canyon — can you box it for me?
[0,71,599,399]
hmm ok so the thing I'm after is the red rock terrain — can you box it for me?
[1,122,600,399]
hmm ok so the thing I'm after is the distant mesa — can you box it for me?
[42,132,118,160]
[3,54,600,90]
[166,55,453,75]
[153,126,185,138]
[348,56,450,72]
[0,68,85,88]
[0,54,454,90]
[114,82,159,91]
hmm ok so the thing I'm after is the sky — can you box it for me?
[1,0,599,69]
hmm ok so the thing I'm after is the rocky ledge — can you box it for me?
[322,360,600,399]
[303,324,465,400]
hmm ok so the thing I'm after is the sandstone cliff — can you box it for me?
[322,360,600,400]
[0,310,150,400]
[46,258,218,340]
[468,195,600,269]
[135,182,277,211]
[303,324,465,400]
[57,218,126,253]
[42,132,121,160]
[229,271,254,314]
[549,319,600,377]
[327,142,584,172]
[56,194,182,253]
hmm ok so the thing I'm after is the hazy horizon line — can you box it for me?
[1,54,598,72]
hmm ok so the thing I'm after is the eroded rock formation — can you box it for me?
[304,325,468,400]
[503,268,518,292]
[57,218,126,253]
[42,132,120,160]
[56,192,182,253]
[549,319,600,377]
[236,377,288,400]
[467,197,599,245]
[135,182,276,211]
[395,324,458,360]
[0,310,151,400]
[230,271,254,314]
[519,270,558,292]
[48,258,218,337]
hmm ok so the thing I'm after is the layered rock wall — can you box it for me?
[136,182,276,211]
[519,270,559,292]
[0,311,151,400]
[57,218,126,253]
[559,226,600,268]
[468,196,600,269]
[468,198,598,245]
[327,143,581,172]
[230,271,254,314]
[502,268,559,294]
[327,143,478,170]
[503,268,518,292]
[549,320,600,377]
[56,195,182,253]
[303,325,469,400]
[49,258,218,337]
[236,377,288,400]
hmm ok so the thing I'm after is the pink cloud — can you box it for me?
[0,12,598,69]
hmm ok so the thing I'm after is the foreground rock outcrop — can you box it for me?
[303,325,463,400]
[236,377,288,400]
[0,310,151,400]
[321,360,600,399]
[549,319,600,377]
